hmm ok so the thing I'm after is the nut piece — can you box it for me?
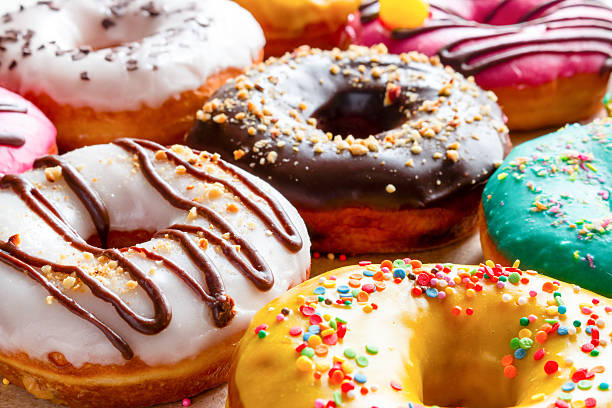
[44,166,62,182]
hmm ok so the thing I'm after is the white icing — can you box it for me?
[0,0,264,111]
[0,143,310,367]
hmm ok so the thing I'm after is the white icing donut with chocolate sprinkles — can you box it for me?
[0,140,309,407]
[0,0,265,150]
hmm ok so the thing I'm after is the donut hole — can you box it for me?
[311,89,406,139]
[86,230,155,250]
[420,358,519,408]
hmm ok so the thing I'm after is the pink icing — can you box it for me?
[355,0,612,89]
[0,87,56,175]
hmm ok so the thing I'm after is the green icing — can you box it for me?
[483,119,612,297]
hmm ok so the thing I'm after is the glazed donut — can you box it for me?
[355,0,612,131]
[480,119,612,297]
[234,0,361,57]
[186,45,510,254]
[0,86,56,175]
[228,260,612,408]
[0,0,264,151]
[0,140,310,407]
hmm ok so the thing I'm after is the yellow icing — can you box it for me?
[230,262,612,408]
[234,0,361,39]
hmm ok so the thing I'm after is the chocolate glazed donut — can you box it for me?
[186,46,510,254]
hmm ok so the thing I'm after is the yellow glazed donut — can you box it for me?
[0,0,264,151]
[228,260,612,408]
[234,0,361,56]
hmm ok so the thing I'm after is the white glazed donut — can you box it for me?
[0,139,310,407]
[0,0,265,150]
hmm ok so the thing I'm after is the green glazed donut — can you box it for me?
[482,118,612,297]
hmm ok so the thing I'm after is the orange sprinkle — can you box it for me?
[381,260,393,269]
[535,331,548,344]
[315,345,329,357]
[373,271,384,281]
[504,365,517,379]
[501,354,514,367]
[356,291,369,303]
[542,282,555,293]
[410,260,422,268]
[349,279,361,288]
[349,273,363,280]
[375,282,386,291]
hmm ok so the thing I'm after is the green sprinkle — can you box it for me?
[519,338,534,349]
[344,348,357,359]
[356,356,369,367]
[258,330,268,339]
[366,345,378,355]
[336,317,347,324]
[559,392,572,402]
[301,347,315,358]
[578,380,593,390]
[510,337,521,350]
[499,276,507,282]
[508,272,520,284]
[519,317,529,326]
[545,319,559,325]
[590,349,600,357]
[333,390,342,406]
[573,320,582,327]
[330,320,337,330]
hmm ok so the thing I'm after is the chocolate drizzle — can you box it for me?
[0,139,303,360]
[34,156,110,248]
[0,133,25,147]
[0,101,28,147]
[367,0,612,76]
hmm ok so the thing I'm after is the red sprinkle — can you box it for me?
[362,283,376,294]
[581,343,595,353]
[310,314,323,325]
[544,360,559,375]
[300,305,316,316]
[585,398,597,408]
[572,369,587,383]
[466,307,474,315]
[555,400,569,408]
[411,287,423,297]
[533,348,546,361]
[289,327,303,336]
[390,380,403,391]
[254,324,268,334]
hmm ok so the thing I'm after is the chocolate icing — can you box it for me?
[364,0,612,76]
[0,139,303,360]
[186,47,509,212]
[0,101,27,147]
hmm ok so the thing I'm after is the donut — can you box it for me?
[0,139,310,407]
[0,87,56,176]
[480,119,612,297]
[186,45,510,254]
[0,0,264,151]
[228,259,612,408]
[355,0,612,131]
[234,0,361,57]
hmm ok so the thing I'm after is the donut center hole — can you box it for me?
[312,90,406,139]
[420,361,519,408]
[87,230,155,250]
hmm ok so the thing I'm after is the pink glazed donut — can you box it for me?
[0,87,56,175]
[356,0,612,130]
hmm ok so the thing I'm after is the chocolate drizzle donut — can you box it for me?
[186,46,509,253]
[0,139,308,363]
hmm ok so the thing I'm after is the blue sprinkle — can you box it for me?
[514,348,527,360]
[562,382,575,392]
[337,285,350,294]
[558,305,567,314]
[308,325,320,334]
[393,268,406,279]
[426,288,439,298]
[339,294,353,298]
[586,326,593,335]
[363,270,374,277]
[302,332,312,341]
[313,286,326,295]
[354,373,367,384]
[557,326,569,336]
